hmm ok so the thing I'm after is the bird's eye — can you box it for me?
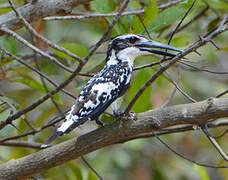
[128,36,139,44]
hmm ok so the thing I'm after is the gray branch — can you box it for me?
[0,98,227,180]
[0,0,92,36]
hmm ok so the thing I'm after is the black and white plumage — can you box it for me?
[46,34,182,144]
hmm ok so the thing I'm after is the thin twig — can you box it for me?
[164,6,209,38]
[0,46,76,99]
[8,0,83,63]
[33,48,62,113]
[81,156,104,180]
[42,0,185,21]
[0,26,74,73]
[161,68,180,107]
[162,68,196,103]
[216,89,228,98]
[156,136,228,168]
[201,126,228,162]
[0,141,43,149]
[179,61,228,74]
[168,0,197,45]
[0,112,67,143]
[118,120,228,143]
[22,116,37,132]
[133,58,172,71]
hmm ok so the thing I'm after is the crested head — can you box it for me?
[106,34,147,66]
[105,34,183,66]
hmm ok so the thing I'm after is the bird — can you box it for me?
[45,34,182,145]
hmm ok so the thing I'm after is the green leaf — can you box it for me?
[143,0,158,26]
[0,56,14,67]
[130,0,142,9]
[91,0,115,13]
[67,162,83,180]
[206,0,228,10]
[147,5,186,32]
[0,96,19,111]
[131,16,144,34]
[194,164,210,180]
[16,78,46,92]
[127,69,153,113]
[131,0,158,34]
[0,109,11,123]
[52,42,89,61]
[170,36,188,48]
[219,46,228,51]
[15,76,61,104]
[100,113,115,125]
[88,171,99,180]
[1,36,18,54]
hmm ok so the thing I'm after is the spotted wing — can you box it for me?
[57,64,131,134]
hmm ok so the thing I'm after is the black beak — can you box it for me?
[135,40,183,57]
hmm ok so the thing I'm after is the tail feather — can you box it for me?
[42,117,88,148]
[45,131,63,145]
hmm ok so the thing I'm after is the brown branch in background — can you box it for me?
[0,98,227,179]
[8,0,83,63]
[1,119,227,149]
[42,0,185,21]
[0,0,93,36]
[43,10,145,21]
[118,120,228,143]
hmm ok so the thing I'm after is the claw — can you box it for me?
[96,118,107,127]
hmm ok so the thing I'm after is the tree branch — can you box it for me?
[0,98,227,180]
[0,0,93,36]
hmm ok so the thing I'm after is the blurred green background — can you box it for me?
[0,0,227,179]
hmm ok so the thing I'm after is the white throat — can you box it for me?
[107,47,143,67]
[117,47,141,67]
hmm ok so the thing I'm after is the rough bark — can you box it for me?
[0,0,92,36]
[0,98,227,180]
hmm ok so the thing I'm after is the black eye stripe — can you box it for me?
[128,36,139,43]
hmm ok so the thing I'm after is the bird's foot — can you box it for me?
[40,144,50,149]
[113,110,124,117]
[96,118,107,127]
[128,111,137,121]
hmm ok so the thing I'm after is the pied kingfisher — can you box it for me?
[46,34,182,144]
